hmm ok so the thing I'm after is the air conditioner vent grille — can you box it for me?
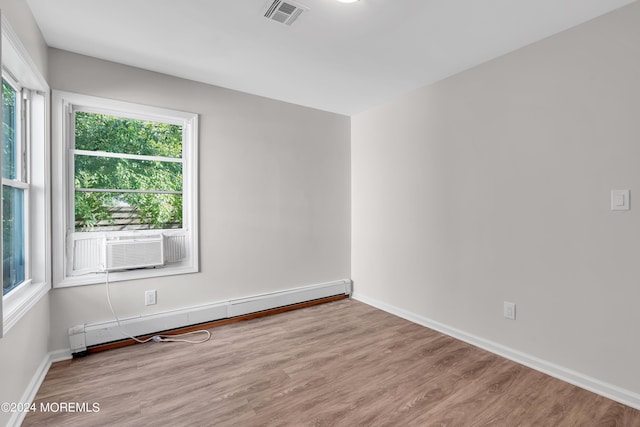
[104,236,164,271]
[263,0,308,26]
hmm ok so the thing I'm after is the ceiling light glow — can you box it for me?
[335,0,359,3]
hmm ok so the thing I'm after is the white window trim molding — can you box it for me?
[3,280,49,334]
[1,14,51,337]
[51,91,199,288]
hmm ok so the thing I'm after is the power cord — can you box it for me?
[104,271,211,344]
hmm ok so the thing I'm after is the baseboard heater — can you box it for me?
[68,279,352,356]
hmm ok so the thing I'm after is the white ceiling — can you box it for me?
[26,0,636,115]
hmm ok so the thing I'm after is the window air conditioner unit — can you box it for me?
[103,235,164,271]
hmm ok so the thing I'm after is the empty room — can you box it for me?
[1,0,640,425]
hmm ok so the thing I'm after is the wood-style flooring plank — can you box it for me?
[22,299,640,426]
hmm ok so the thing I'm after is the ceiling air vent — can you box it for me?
[264,0,308,26]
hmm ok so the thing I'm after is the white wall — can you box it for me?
[47,49,351,351]
[0,1,49,425]
[352,2,640,397]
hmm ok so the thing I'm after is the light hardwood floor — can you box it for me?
[24,299,640,426]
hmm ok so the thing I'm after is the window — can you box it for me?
[73,111,184,232]
[1,16,50,336]
[2,77,28,296]
[52,91,199,287]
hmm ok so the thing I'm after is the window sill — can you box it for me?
[3,280,50,336]
[54,264,198,288]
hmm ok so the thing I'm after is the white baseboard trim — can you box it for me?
[352,292,640,411]
[8,349,73,427]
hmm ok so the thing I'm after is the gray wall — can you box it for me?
[47,49,351,350]
[352,2,640,395]
[0,1,49,425]
[0,298,50,426]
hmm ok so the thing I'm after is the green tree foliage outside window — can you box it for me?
[74,112,184,231]
[2,80,17,179]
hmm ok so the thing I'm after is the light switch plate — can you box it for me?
[503,301,516,320]
[611,190,630,211]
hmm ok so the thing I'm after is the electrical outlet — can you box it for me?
[145,290,157,306]
[503,301,516,320]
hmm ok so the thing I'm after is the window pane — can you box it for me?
[2,79,18,180]
[75,112,183,158]
[75,192,182,231]
[3,186,25,295]
[75,154,183,192]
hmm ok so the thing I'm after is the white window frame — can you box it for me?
[52,91,199,288]
[1,15,51,337]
